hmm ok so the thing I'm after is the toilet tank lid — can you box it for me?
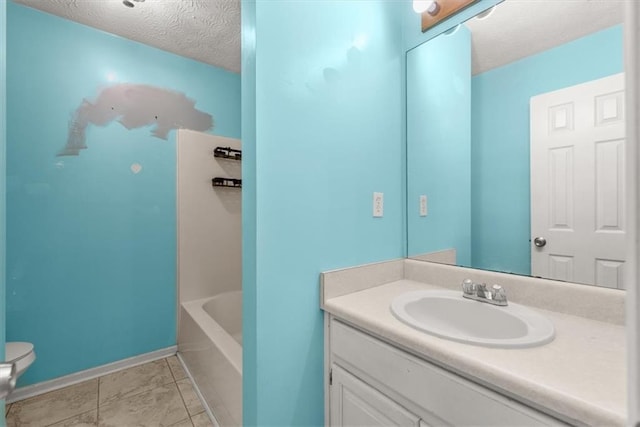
[6,342,34,362]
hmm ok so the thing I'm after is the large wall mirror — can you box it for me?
[406,0,628,289]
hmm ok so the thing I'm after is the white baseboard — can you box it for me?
[7,346,177,404]
[176,352,219,427]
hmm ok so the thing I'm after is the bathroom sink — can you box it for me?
[390,290,555,348]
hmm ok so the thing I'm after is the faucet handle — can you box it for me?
[491,284,507,304]
[461,279,476,295]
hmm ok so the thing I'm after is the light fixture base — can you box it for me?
[420,0,479,33]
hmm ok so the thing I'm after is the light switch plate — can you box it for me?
[420,195,427,216]
[373,192,384,217]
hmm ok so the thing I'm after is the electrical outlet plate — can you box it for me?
[373,192,384,217]
[420,195,427,216]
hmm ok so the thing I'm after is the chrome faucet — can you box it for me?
[461,279,508,306]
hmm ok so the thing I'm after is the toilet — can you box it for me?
[5,342,35,378]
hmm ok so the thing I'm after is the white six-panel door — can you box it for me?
[530,73,626,288]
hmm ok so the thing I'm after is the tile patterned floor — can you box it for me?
[5,356,215,427]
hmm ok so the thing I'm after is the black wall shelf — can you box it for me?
[214,146,242,161]
[212,177,242,188]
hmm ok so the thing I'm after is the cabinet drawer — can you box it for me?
[330,319,564,426]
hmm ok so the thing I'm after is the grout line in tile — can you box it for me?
[163,357,179,387]
[168,355,187,384]
[43,409,97,427]
[96,358,177,407]
[166,356,177,382]
[12,358,182,426]
[163,357,175,382]
[173,417,194,427]
[191,412,215,427]
[175,376,193,420]
[100,382,187,426]
[96,375,101,425]
[99,382,175,409]
[8,378,101,427]
[177,379,206,418]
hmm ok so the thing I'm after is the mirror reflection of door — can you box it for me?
[530,74,626,288]
[405,0,628,289]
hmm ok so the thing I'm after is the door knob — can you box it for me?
[533,237,547,248]
[0,362,17,400]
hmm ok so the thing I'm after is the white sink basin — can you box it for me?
[390,290,555,348]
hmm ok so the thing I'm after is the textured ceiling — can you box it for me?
[466,0,625,75]
[14,0,624,76]
[13,0,241,73]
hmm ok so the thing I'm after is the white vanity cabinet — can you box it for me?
[326,317,567,427]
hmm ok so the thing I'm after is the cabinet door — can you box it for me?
[330,364,421,427]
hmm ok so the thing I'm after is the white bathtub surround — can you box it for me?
[179,291,242,426]
[321,259,626,426]
[177,130,242,304]
[176,130,242,426]
[202,291,242,346]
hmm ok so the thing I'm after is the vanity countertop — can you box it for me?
[323,278,626,426]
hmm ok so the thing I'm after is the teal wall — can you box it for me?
[470,25,624,274]
[243,1,405,424]
[6,3,240,386]
[241,0,257,425]
[406,26,471,263]
[1,0,7,419]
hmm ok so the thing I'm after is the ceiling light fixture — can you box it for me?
[413,0,441,16]
[475,5,496,20]
[122,0,144,8]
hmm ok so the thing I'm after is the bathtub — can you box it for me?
[178,291,242,426]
